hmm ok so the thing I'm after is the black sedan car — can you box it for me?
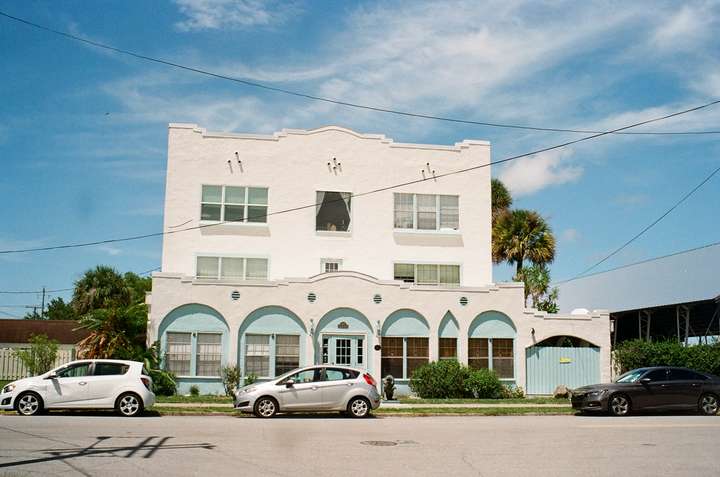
[572,367,720,416]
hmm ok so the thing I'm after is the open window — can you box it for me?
[316,191,351,232]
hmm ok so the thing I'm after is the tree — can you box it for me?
[517,264,559,312]
[46,297,77,320]
[72,265,131,315]
[14,334,59,376]
[491,178,513,222]
[123,272,152,305]
[492,209,556,276]
[76,303,147,359]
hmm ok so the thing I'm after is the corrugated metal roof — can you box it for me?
[555,242,720,313]
[0,319,89,345]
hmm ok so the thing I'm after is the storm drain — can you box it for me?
[361,441,398,447]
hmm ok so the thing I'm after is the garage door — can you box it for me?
[525,346,600,395]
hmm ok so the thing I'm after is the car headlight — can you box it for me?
[587,390,607,398]
[2,383,16,394]
[237,386,257,396]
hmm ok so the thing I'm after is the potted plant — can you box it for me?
[383,375,396,401]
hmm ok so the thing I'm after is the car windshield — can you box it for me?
[615,369,646,383]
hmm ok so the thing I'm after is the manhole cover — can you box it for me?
[361,441,398,447]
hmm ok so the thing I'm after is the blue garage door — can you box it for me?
[526,346,600,395]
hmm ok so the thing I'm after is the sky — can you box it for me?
[1,0,720,316]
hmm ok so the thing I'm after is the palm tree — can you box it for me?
[491,178,512,222]
[76,304,147,359]
[72,266,131,315]
[492,209,556,277]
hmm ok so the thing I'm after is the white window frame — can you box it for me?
[195,255,270,281]
[320,258,343,273]
[243,333,303,379]
[164,331,224,378]
[393,193,459,231]
[200,184,269,224]
[380,336,429,380]
[468,337,515,381]
[315,190,353,234]
[392,262,462,286]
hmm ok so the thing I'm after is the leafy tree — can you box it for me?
[76,303,147,359]
[516,264,559,312]
[72,265,131,315]
[45,297,77,320]
[491,178,513,221]
[492,209,556,276]
[23,309,43,320]
[14,334,59,376]
[123,272,152,306]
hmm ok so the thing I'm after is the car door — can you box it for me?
[631,368,671,409]
[86,362,131,405]
[44,361,93,407]
[666,368,705,408]
[317,367,359,410]
[277,368,323,411]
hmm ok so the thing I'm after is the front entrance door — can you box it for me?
[322,335,365,369]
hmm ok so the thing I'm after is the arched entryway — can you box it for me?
[526,336,600,394]
[314,308,373,373]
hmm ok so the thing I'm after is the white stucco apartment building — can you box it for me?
[146,124,610,395]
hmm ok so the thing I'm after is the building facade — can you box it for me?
[147,124,610,395]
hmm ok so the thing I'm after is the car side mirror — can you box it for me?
[639,378,651,384]
[45,373,58,380]
[285,379,295,388]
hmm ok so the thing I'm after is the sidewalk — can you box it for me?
[155,402,569,408]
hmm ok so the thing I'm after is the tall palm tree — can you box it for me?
[491,178,512,222]
[492,209,556,277]
[72,266,131,315]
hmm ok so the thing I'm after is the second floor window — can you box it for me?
[316,191,351,232]
[201,185,268,223]
[394,193,459,231]
[393,263,460,286]
[196,256,269,280]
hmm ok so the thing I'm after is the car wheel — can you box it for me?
[116,392,143,417]
[608,394,631,416]
[699,393,719,416]
[15,392,43,416]
[347,397,370,418]
[254,397,278,418]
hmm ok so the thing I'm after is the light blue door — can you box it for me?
[526,346,600,395]
[324,335,365,369]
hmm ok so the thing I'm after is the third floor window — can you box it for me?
[316,191,351,232]
[394,193,459,231]
[201,185,268,223]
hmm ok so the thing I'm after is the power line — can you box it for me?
[1,9,719,137]
[554,240,720,285]
[0,99,717,255]
[0,266,160,294]
[561,164,720,283]
[0,310,21,318]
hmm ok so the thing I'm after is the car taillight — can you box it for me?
[363,373,376,387]
[141,377,151,390]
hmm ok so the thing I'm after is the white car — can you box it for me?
[234,365,381,418]
[0,359,155,417]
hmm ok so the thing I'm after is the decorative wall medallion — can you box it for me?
[459,296,469,306]
[231,290,241,301]
[307,292,317,303]
[373,294,382,304]
[338,321,349,329]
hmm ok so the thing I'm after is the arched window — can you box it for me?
[438,311,459,360]
[381,309,429,379]
[468,311,516,380]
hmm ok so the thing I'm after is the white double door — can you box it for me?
[322,334,366,369]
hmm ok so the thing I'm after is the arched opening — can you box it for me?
[381,309,430,380]
[468,311,517,381]
[315,308,373,373]
[533,335,599,348]
[526,335,601,394]
[438,311,459,361]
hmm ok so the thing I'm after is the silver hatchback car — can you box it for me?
[234,365,381,418]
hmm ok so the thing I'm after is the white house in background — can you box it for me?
[146,124,611,395]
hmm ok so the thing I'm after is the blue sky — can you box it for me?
[1,0,720,314]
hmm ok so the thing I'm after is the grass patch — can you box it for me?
[376,407,574,416]
[398,397,568,405]
[153,406,238,415]
[0,380,12,389]
[155,395,233,404]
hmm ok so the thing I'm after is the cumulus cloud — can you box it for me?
[561,228,581,243]
[498,149,583,197]
[173,0,299,31]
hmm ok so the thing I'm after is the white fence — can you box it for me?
[0,348,75,380]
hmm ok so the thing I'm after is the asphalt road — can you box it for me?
[1,413,718,476]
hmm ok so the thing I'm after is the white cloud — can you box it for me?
[173,0,299,31]
[561,228,580,243]
[98,245,123,256]
[651,4,716,52]
[499,149,583,197]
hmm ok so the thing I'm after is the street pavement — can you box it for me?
[1,413,718,476]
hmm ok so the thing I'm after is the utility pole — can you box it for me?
[41,287,46,319]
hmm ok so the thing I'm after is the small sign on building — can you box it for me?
[338,321,349,329]
[559,357,572,364]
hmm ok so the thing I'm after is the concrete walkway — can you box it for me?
[155,402,569,408]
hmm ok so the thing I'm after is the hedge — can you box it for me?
[408,360,505,399]
[614,339,720,376]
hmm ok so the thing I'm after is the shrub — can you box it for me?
[614,339,720,376]
[189,384,200,397]
[244,373,258,386]
[409,360,471,398]
[221,365,241,397]
[14,334,59,376]
[149,369,177,396]
[464,368,503,399]
[500,384,526,399]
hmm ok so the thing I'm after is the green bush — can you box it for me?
[189,384,200,397]
[614,339,720,375]
[409,360,471,398]
[221,365,241,397]
[149,369,177,396]
[464,368,503,399]
[244,373,258,386]
[14,334,59,376]
[500,384,526,399]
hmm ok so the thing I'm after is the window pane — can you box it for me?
[201,204,222,221]
[407,337,429,378]
[394,263,415,283]
[247,205,268,223]
[166,332,191,375]
[202,185,222,203]
[416,264,438,285]
[439,338,457,359]
[394,193,414,229]
[248,187,268,205]
[94,363,129,376]
[221,257,244,280]
[492,338,514,379]
[325,368,357,381]
[57,362,91,378]
[224,186,246,204]
[275,335,300,376]
[197,333,222,377]
[197,257,219,279]
[224,204,245,222]
[381,337,403,378]
[245,335,270,376]
[468,338,489,370]
[416,194,437,230]
[439,195,459,229]
[316,191,351,231]
[439,265,460,286]
[246,258,268,280]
